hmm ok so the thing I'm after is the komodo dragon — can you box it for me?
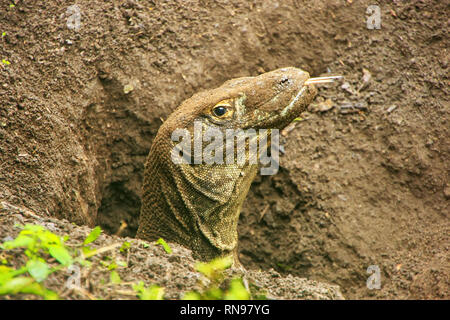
[137,67,317,264]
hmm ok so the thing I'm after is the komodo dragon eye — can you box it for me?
[210,99,234,119]
[213,106,227,117]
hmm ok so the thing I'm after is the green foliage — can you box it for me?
[0,224,106,299]
[1,224,254,300]
[109,270,121,284]
[224,278,250,300]
[2,59,11,65]
[0,266,57,299]
[155,238,172,254]
[132,281,164,300]
[26,260,49,282]
[2,224,73,266]
[100,258,127,271]
[0,224,75,299]
[80,226,102,258]
[140,241,150,248]
[183,256,250,300]
[120,241,131,253]
[83,226,102,245]
[196,256,232,279]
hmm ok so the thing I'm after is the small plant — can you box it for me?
[183,256,250,300]
[0,224,172,300]
[0,265,58,299]
[0,224,73,299]
[132,281,164,300]
[84,226,102,246]
[0,224,110,299]
[155,238,172,254]
[1,224,256,300]
[119,241,131,253]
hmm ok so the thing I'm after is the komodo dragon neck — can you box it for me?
[137,67,317,262]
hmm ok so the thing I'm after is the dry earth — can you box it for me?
[0,0,448,299]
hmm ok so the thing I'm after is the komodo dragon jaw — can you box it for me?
[137,67,317,263]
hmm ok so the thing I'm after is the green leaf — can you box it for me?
[140,285,164,300]
[22,224,45,233]
[0,277,59,299]
[84,226,102,245]
[42,289,59,300]
[116,260,127,268]
[132,281,144,292]
[48,245,72,266]
[26,260,49,282]
[107,262,117,270]
[2,235,34,249]
[182,291,201,300]
[0,266,14,283]
[81,245,96,257]
[133,282,164,300]
[206,286,223,300]
[155,238,172,254]
[0,277,34,295]
[78,259,91,268]
[110,270,121,284]
[120,241,131,252]
[0,266,27,283]
[224,278,250,300]
[196,256,232,279]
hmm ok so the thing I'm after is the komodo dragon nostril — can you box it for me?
[280,77,289,84]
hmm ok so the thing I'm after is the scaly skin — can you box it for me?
[137,67,317,263]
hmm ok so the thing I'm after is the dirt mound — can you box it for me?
[0,202,344,300]
[0,0,448,299]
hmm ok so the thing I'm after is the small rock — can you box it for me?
[123,84,134,94]
[444,186,450,199]
[387,105,397,113]
[358,68,372,91]
[317,98,334,112]
[341,81,355,95]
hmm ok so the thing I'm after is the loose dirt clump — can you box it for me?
[0,0,448,299]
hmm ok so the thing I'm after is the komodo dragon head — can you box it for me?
[137,67,317,263]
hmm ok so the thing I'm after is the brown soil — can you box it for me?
[0,0,448,299]
[0,205,344,300]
